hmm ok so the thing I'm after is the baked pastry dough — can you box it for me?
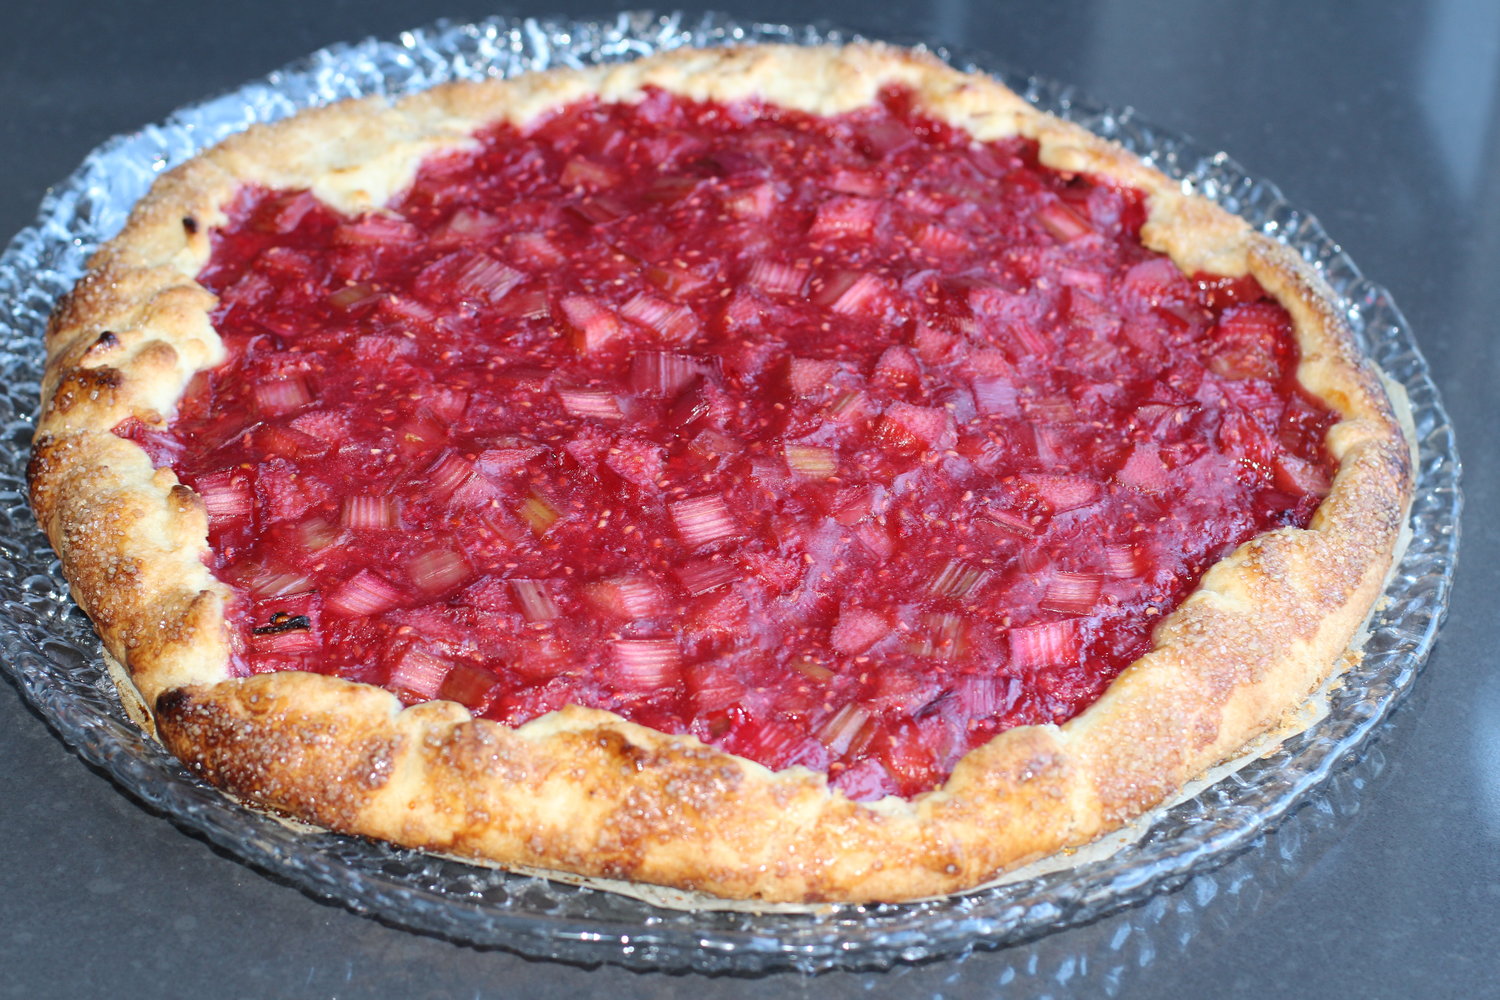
[30,43,1412,902]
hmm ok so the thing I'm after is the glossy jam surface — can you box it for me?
[120,89,1337,799]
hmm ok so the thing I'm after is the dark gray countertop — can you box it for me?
[2,2,1493,997]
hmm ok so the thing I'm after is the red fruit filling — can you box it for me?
[116,87,1337,800]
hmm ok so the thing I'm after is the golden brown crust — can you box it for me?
[31,43,1413,902]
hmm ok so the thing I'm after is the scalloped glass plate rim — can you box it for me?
[0,9,1460,975]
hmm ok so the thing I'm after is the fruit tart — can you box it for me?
[30,43,1412,902]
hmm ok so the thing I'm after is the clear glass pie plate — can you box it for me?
[0,10,1460,975]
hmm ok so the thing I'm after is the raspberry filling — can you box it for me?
[119,88,1337,800]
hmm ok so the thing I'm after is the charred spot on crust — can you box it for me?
[166,482,199,512]
[26,435,56,491]
[182,216,199,235]
[154,686,192,715]
[594,729,651,772]
[84,331,120,356]
[49,366,124,413]
[253,612,311,635]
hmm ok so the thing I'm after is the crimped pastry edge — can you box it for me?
[29,42,1413,903]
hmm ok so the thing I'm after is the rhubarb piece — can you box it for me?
[1208,301,1292,380]
[744,257,809,297]
[341,495,399,531]
[560,294,624,353]
[453,252,524,302]
[517,491,562,536]
[407,546,472,595]
[556,387,624,422]
[509,579,559,623]
[620,292,698,342]
[1034,199,1094,242]
[326,570,405,617]
[817,703,873,755]
[784,444,837,478]
[629,351,706,397]
[252,376,313,416]
[831,606,891,655]
[829,272,890,316]
[587,575,668,619]
[675,559,739,596]
[811,197,880,238]
[560,155,620,189]
[927,559,991,600]
[1008,620,1081,670]
[192,470,253,528]
[670,495,740,548]
[387,646,452,703]
[612,638,682,690]
[1039,572,1105,615]
[787,357,841,395]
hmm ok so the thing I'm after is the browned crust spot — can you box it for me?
[32,43,1413,902]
